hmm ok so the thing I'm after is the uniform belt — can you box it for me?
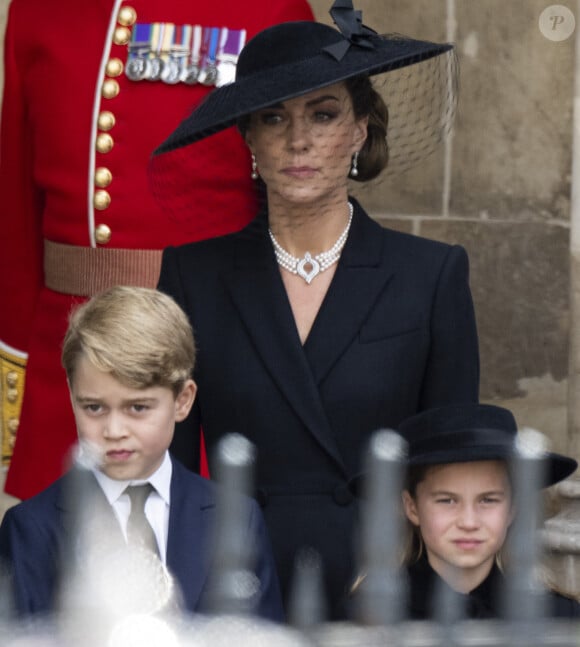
[44,240,163,296]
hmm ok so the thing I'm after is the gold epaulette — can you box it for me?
[0,346,27,467]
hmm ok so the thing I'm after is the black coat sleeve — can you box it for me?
[419,244,480,408]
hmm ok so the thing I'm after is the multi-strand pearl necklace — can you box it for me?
[269,202,354,285]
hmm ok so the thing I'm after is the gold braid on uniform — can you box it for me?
[0,347,27,467]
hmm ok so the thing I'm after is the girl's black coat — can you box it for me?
[408,554,580,619]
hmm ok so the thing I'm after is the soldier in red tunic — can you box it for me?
[0,0,314,499]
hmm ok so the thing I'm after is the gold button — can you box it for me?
[94,191,112,211]
[96,133,114,154]
[106,58,124,77]
[118,6,137,26]
[95,223,112,244]
[6,388,18,404]
[8,417,19,434]
[97,110,116,131]
[102,78,120,99]
[113,26,131,45]
[95,167,113,188]
[6,370,18,388]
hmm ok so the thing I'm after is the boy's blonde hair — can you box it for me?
[62,286,195,396]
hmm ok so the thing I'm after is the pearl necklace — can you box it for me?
[269,202,354,285]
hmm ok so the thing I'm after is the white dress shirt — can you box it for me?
[92,451,172,563]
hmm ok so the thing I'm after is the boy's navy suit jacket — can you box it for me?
[0,456,283,620]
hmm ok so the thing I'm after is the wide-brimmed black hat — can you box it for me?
[154,0,457,168]
[399,403,577,487]
[349,404,577,496]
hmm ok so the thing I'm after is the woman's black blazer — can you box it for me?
[157,197,480,618]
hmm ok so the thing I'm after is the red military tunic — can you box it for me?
[0,0,314,499]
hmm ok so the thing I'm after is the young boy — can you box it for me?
[0,286,282,620]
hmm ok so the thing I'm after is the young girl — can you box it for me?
[399,403,580,619]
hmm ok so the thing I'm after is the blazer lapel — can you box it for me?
[56,469,125,567]
[304,203,395,384]
[224,215,347,475]
[57,468,120,523]
[166,461,216,611]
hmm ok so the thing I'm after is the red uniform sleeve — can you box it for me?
[0,0,44,355]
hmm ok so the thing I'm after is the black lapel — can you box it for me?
[223,214,347,475]
[303,201,395,385]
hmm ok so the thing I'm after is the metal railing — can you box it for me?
[2,430,580,647]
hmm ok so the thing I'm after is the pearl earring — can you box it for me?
[350,151,359,178]
[251,154,259,180]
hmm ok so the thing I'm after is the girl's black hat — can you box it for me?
[400,403,577,487]
[349,404,577,496]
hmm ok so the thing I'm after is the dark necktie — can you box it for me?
[124,484,160,558]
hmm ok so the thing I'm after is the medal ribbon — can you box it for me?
[125,23,244,85]
[128,23,152,60]
[216,28,246,86]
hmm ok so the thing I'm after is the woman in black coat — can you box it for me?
[154,1,480,618]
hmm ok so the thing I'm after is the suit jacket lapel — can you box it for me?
[166,460,215,611]
[57,468,120,522]
[223,215,347,475]
[56,468,125,566]
[304,202,395,384]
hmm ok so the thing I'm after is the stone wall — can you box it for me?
[309,0,577,457]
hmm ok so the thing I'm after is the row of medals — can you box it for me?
[126,51,233,86]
